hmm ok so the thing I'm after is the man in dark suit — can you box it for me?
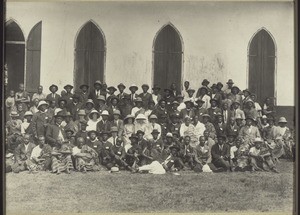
[89,80,102,103]
[67,94,82,120]
[11,133,36,173]
[32,101,53,139]
[129,84,139,105]
[46,84,61,104]
[214,113,227,136]
[45,112,66,147]
[139,84,153,110]
[117,83,128,100]
[211,135,231,172]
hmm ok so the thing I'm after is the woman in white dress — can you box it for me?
[86,110,101,131]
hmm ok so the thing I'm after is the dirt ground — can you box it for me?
[5,159,295,214]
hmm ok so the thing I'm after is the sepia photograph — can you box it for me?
[3,0,296,214]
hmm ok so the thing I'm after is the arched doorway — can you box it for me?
[248,28,276,105]
[26,21,42,93]
[153,24,183,92]
[74,20,106,90]
[5,20,25,92]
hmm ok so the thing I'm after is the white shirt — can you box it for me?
[131,107,142,117]
[177,102,186,112]
[194,121,206,139]
[152,94,158,105]
[230,146,238,159]
[21,121,30,134]
[249,147,260,156]
[72,146,81,156]
[86,119,100,131]
[30,145,42,159]
[138,161,166,174]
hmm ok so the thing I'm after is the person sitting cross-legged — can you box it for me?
[10,134,36,173]
[26,135,52,173]
[161,145,186,172]
[229,137,251,172]
[72,137,101,173]
[249,138,279,173]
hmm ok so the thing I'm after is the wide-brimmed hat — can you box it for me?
[65,112,72,117]
[89,110,100,119]
[110,126,118,133]
[216,82,223,87]
[231,86,240,92]
[235,115,243,120]
[110,166,120,173]
[37,101,49,109]
[245,116,256,121]
[210,98,218,104]
[243,89,251,94]
[136,113,146,120]
[94,80,102,86]
[87,130,99,136]
[254,137,263,143]
[64,84,73,90]
[141,84,149,89]
[211,84,217,89]
[96,95,106,102]
[184,100,194,106]
[136,130,145,135]
[134,97,143,103]
[245,99,255,105]
[124,114,135,121]
[202,79,210,85]
[202,114,211,118]
[54,111,65,118]
[169,145,180,151]
[110,96,119,103]
[101,110,109,116]
[262,115,268,119]
[49,84,58,91]
[226,79,234,84]
[65,129,75,134]
[149,114,158,120]
[129,84,138,91]
[195,98,205,104]
[77,109,86,116]
[172,101,180,106]
[129,134,138,140]
[199,86,208,93]
[152,85,161,90]
[113,110,121,115]
[86,99,95,106]
[79,84,89,89]
[278,117,287,123]
[107,86,117,92]
[10,111,19,117]
[151,129,160,135]
[58,98,67,105]
[166,132,173,138]
[24,111,33,117]
[117,83,126,89]
[187,89,195,93]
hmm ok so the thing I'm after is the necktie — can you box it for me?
[52,94,55,99]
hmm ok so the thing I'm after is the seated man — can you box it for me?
[140,140,161,166]
[110,137,133,171]
[230,137,251,172]
[26,135,52,173]
[238,117,261,147]
[72,137,101,173]
[180,136,195,170]
[249,138,279,173]
[6,111,23,153]
[126,134,143,168]
[161,145,186,172]
[211,135,231,172]
[193,136,217,172]
[51,137,74,174]
[11,134,36,173]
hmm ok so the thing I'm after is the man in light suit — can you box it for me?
[238,117,261,147]
[11,133,36,173]
[110,110,124,137]
[45,112,66,147]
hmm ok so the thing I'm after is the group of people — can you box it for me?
[5,79,295,174]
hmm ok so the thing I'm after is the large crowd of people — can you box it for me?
[5,79,295,174]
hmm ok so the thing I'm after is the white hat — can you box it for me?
[278,117,287,123]
[166,132,173,138]
[101,110,109,116]
[37,101,49,109]
[149,114,158,120]
[110,166,120,173]
[135,113,146,120]
[202,164,213,173]
[24,111,33,117]
[262,115,267,119]
[253,137,263,143]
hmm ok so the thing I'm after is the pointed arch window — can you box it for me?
[248,28,276,104]
[153,24,183,92]
[74,21,106,89]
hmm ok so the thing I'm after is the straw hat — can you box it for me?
[135,113,146,120]
[278,117,287,123]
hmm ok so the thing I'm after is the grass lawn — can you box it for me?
[5,159,295,214]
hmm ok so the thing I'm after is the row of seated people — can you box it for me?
[5,109,294,174]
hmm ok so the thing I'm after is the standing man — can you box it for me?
[151,85,162,106]
[32,101,52,140]
[89,80,102,103]
[139,84,153,110]
[15,83,31,111]
[78,84,89,106]
[129,84,139,105]
[224,79,234,96]
[46,84,61,105]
